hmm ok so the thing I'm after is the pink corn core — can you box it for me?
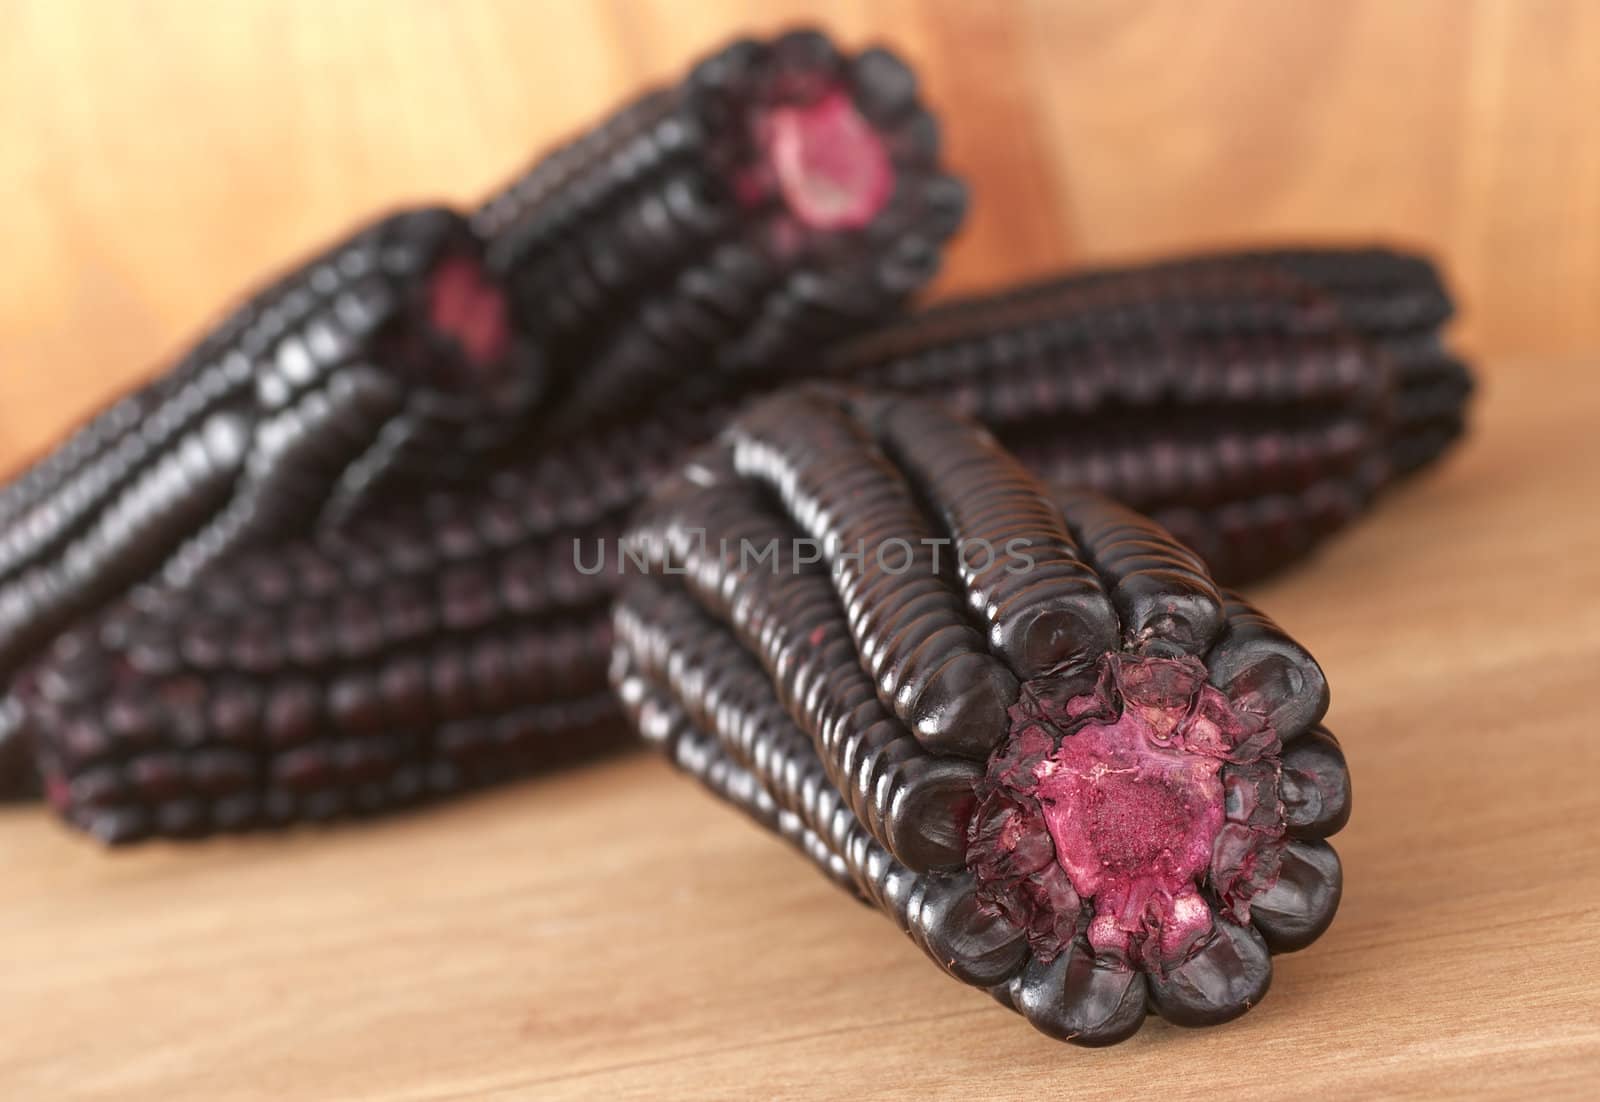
[751,89,894,231]
[1034,690,1226,963]
[972,653,1284,969]
[427,255,511,369]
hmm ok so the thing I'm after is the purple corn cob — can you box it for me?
[475,28,965,433]
[0,208,543,700]
[613,387,1348,1044]
[840,245,1471,481]
[837,245,1471,577]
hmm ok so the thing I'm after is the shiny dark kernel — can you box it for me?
[1205,593,1331,742]
[1279,726,1352,838]
[615,388,1350,1044]
[1145,919,1274,1028]
[1248,839,1344,952]
[998,940,1149,1047]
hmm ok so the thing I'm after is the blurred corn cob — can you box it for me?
[2,394,1335,836]
[475,28,965,433]
[0,28,963,714]
[842,245,1472,577]
[613,388,1349,1044]
[12,411,701,838]
[844,247,1465,473]
[0,209,545,700]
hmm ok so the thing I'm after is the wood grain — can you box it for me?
[2,3,1599,1098]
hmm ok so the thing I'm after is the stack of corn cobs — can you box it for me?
[1,30,1469,1044]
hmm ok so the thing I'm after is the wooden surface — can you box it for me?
[4,3,1600,1099]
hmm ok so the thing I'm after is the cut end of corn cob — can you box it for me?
[972,652,1284,973]
[0,204,559,697]
[379,210,541,404]
[424,252,513,373]
[740,88,894,231]
[473,27,964,435]
[695,29,944,250]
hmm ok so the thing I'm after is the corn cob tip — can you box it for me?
[691,28,962,252]
[424,252,512,373]
[742,85,893,231]
[381,209,541,401]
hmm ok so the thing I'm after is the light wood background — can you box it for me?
[3,3,1600,1099]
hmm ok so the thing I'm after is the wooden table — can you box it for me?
[5,4,1600,1098]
